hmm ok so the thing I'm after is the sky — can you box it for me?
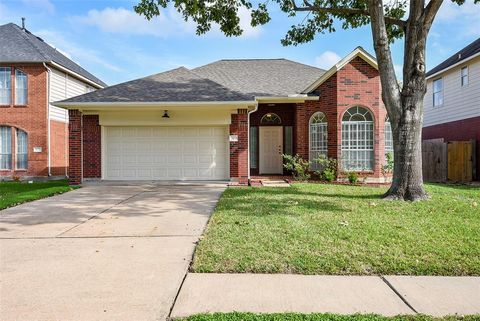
[1,0,479,86]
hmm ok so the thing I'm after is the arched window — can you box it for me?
[0,126,12,169]
[15,69,28,105]
[309,112,328,170]
[341,106,374,171]
[385,116,393,160]
[16,129,28,169]
[260,113,281,125]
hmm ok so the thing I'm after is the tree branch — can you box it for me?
[423,0,444,31]
[291,1,407,27]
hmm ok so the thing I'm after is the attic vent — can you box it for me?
[458,53,462,59]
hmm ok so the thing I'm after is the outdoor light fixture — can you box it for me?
[162,110,170,118]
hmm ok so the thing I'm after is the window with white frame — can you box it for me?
[461,66,468,86]
[0,126,12,169]
[385,116,393,160]
[433,78,443,106]
[16,129,28,169]
[15,69,28,105]
[309,112,328,170]
[0,67,11,105]
[341,106,374,171]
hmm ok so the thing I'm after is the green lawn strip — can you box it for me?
[177,312,480,321]
[0,180,78,210]
[192,183,480,275]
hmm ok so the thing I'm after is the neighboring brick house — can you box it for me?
[54,47,390,185]
[423,37,480,180]
[0,23,106,179]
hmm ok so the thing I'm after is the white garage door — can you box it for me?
[104,126,229,180]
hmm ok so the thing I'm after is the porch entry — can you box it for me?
[259,126,283,174]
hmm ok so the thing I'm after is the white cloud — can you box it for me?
[71,5,262,39]
[435,0,480,37]
[314,51,342,70]
[35,29,122,72]
[71,6,195,38]
[21,0,54,14]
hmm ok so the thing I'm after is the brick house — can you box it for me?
[423,37,480,180]
[0,23,106,179]
[54,47,391,185]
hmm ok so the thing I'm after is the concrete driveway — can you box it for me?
[0,182,226,321]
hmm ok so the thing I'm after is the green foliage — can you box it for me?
[133,0,414,43]
[0,180,77,210]
[381,152,394,177]
[180,312,480,321]
[283,154,311,181]
[192,183,480,275]
[346,171,359,184]
[314,155,337,182]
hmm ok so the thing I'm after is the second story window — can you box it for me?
[461,66,468,86]
[15,69,28,105]
[433,78,443,107]
[0,67,11,105]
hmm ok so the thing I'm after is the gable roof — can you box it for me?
[192,59,325,97]
[426,37,480,79]
[302,47,378,93]
[58,67,254,104]
[0,23,106,87]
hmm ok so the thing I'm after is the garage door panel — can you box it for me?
[104,126,228,180]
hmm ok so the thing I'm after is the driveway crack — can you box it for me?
[55,191,146,238]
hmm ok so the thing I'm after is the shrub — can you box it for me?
[12,175,21,182]
[283,154,311,181]
[346,172,359,184]
[314,155,338,182]
[381,152,394,178]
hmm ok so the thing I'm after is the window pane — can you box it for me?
[284,126,293,156]
[309,114,328,171]
[0,126,12,169]
[433,79,442,93]
[249,127,258,169]
[15,69,28,105]
[341,107,374,171]
[0,67,11,105]
[461,67,468,86]
[16,129,28,169]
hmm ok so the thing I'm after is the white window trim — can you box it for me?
[433,78,443,107]
[309,112,328,170]
[461,66,469,87]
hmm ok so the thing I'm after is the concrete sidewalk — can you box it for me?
[171,273,480,318]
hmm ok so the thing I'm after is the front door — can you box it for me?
[259,126,283,174]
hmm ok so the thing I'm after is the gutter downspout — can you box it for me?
[247,102,259,183]
[43,63,51,177]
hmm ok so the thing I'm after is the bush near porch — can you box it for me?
[192,183,480,275]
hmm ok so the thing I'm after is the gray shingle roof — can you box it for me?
[192,59,325,96]
[0,23,106,87]
[427,37,480,77]
[60,67,253,103]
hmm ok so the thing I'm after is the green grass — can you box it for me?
[0,180,77,210]
[177,312,480,321]
[192,183,480,275]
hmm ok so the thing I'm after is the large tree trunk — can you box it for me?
[368,0,442,200]
[385,99,428,201]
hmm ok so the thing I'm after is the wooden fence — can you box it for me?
[422,139,475,183]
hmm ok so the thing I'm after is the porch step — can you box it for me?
[258,180,291,187]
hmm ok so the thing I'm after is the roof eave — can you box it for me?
[52,100,258,111]
[426,51,480,80]
[255,95,319,103]
[302,47,378,94]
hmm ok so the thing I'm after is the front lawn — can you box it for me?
[0,180,76,210]
[178,313,480,321]
[192,183,480,275]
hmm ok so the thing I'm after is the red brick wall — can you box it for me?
[230,109,248,184]
[50,120,68,176]
[68,110,82,185]
[82,115,101,178]
[423,116,480,180]
[250,104,295,126]
[0,64,49,177]
[294,57,386,179]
